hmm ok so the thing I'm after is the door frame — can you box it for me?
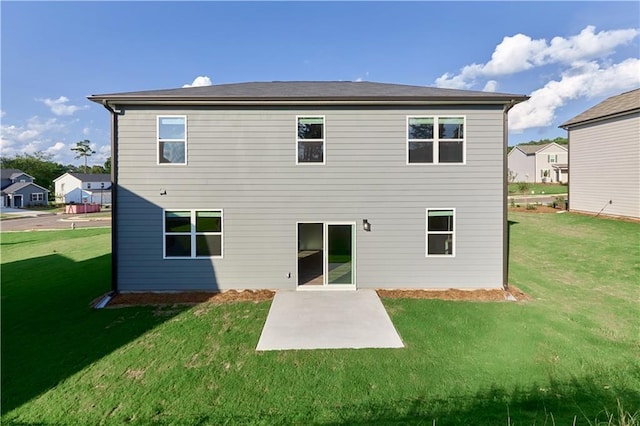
[13,194,23,208]
[296,221,356,291]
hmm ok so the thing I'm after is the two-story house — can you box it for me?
[0,168,49,208]
[560,88,640,219]
[88,81,528,293]
[53,173,112,205]
[507,143,568,183]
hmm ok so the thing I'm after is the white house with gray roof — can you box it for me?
[88,81,528,293]
[560,88,640,219]
[54,172,112,205]
[507,143,568,183]
[0,168,49,208]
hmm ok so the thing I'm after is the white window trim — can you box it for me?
[157,115,188,166]
[30,193,44,202]
[163,209,223,259]
[407,116,466,165]
[296,115,326,165]
[425,208,456,257]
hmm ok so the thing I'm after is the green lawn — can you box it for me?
[509,182,568,195]
[2,216,639,425]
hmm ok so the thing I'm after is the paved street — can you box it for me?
[0,213,111,232]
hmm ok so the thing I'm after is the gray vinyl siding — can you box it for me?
[507,149,535,182]
[569,113,640,219]
[116,105,506,291]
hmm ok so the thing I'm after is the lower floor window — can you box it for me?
[30,193,44,202]
[426,209,455,256]
[164,210,223,258]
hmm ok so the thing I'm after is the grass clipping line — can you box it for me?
[103,287,530,307]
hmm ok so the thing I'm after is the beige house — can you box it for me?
[560,88,640,219]
[507,143,568,183]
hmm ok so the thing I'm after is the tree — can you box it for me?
[89,165,107,174]
[71,140,96,173]
[104,156,111,174]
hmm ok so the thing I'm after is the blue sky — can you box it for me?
[2,1,639,167]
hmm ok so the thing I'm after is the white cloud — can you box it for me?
[83,127,91,136]
[0,116,71,160]
[0,110,5,118]
[182,76,213,88]
[355,71,370,83]
[435,26,639,89]
[509,58,640,132]
[483,80,498,92]
[46,142,66,154]
[38,96,89,116]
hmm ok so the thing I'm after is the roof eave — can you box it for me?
[559,108,640,129]
[88,96,529,107]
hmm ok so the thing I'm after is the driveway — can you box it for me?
[0,213,111,232]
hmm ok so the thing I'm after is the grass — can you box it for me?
[2,215,639,425]
[509,182,568,195]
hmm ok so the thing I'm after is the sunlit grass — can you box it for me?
[2,215,639,425]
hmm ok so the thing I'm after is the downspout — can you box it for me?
[502,100,518,291]
[101,100,120,296]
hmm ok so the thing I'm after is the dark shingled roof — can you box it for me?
[0,181,48,195]
[560,88,640,128]
[69,173,111,182]
[1,168,32,180]
[515,144,551,155]
[88,81,528,104]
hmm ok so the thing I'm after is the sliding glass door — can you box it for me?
[297,222,355,287]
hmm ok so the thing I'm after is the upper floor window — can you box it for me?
[158,116,187,165]
[297,116,325,164]
[408,116,465,164]
[548,154,557,163]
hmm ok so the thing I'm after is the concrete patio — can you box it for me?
[256,289,404,351]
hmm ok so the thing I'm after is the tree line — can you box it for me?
[508,136,567,153]
[0,140,111,199]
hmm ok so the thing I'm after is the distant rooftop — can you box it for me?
[560,88,640,128]
[69,173,111,182]
[514,143,567,155]
[89,81,528,105]
[1,168,32,180]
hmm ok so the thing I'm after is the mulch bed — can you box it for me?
[377,286,530,302]
[107,290,275,307]
[509,205,564,214]
[103,286,530,307]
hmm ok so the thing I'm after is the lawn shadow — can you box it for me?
[0,252,190,414]
[326,375,640,425]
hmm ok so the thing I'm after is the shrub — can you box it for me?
[517,182,530,193]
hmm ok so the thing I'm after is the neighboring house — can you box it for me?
[507,143,568,183]
[88,81,527,293]
[560,88,640,219]
[0,168,49,208]
[54,173,112,205]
